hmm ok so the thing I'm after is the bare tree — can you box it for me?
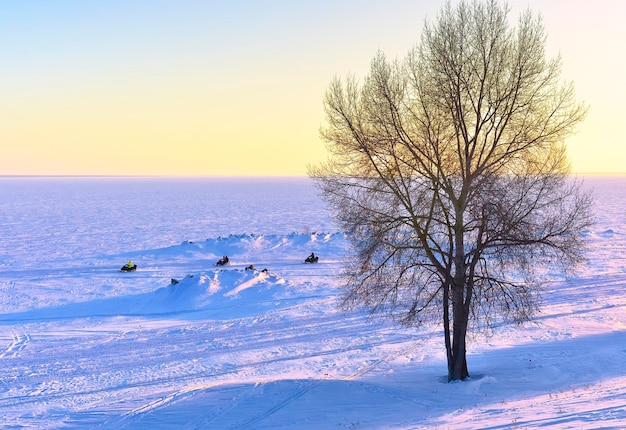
[309,0,593,381]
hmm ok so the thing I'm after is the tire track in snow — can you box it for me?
[88,327,425,429]
[104,383,221,426]
[99,383,259,430]
[0,333,30,358]
[0,334,416,410]
[236,340,424,429]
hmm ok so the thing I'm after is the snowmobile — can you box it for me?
[120,264,137,272]
[216,256,230,266]
[304,253,319,264]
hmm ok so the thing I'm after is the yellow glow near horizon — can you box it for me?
[1,1,624,176]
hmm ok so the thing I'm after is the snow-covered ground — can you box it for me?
[0,176,624,429]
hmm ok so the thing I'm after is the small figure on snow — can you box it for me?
[305,253,319,264]
[245,264,255,271]
[120,260,137,272]
[216,256,230,266]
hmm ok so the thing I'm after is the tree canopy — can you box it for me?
[310,0,593,381]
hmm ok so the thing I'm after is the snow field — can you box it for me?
[0,177,625,429]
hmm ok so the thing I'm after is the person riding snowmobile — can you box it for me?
[305,253,319,263]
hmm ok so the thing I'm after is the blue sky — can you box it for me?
[1,0,624,175]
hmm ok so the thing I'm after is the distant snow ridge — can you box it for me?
[179,232,348,263]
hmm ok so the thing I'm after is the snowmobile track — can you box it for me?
[237,340,423,429]
[0,333,30,359]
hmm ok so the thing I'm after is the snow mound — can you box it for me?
[0,233,346,323]
[146,268,288,315]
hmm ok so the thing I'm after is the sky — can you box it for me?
[1,0,625,176]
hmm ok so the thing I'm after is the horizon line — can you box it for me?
[1,172,626,179]
[0,174,313,179]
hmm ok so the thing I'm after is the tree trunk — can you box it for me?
[449,285,470,381]
[449,214,471,381]
[443,281,453,378]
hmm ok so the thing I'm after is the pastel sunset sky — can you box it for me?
[2,0,624,176]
